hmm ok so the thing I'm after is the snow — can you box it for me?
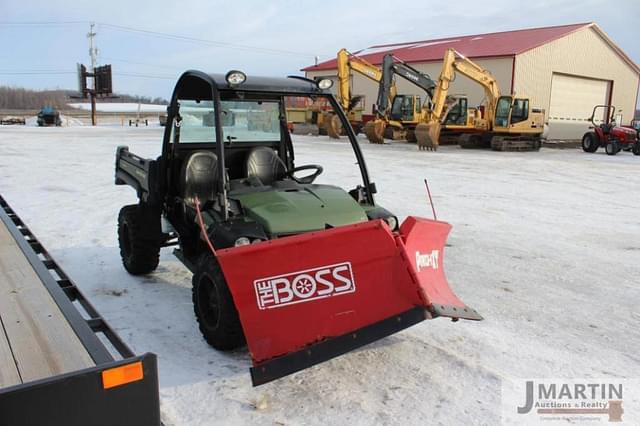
[68,102,168,113]
[0,126,638,425]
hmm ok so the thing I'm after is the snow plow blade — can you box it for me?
[216,217,481,386]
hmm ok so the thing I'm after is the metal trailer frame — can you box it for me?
[0,195,161,426]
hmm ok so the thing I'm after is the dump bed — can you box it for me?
[115,146,160,203]
[0,195,160,426]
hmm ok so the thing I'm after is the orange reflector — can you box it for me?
[102,361,144,389]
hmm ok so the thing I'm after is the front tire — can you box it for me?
[581,132,599,153]
[192,254,245,350]
[633,142,640,156]
[118,204,161,275]
[605,142,618,156]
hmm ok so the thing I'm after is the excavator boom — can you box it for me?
[327,49,387,139]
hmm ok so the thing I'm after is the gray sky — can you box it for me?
[1,0,639,100]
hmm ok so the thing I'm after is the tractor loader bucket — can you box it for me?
[415,122,441,151]
[215,217,481,386]
[326,114,343,139]
[364,120,386,144]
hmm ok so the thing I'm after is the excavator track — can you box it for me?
[437,133,461,145]
[291,122,319,136]
[490,136,542,152]
[364,120,386,144]
[405,128,417,143]
[459,134,491,149]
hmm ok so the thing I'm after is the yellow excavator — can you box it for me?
[415,48,545,151]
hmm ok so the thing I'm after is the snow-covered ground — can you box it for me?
[0,126,638,425]
[68,102,167,113]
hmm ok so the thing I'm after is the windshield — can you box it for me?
[495,97,512,127]
[177,99,281,143]
[390,96,414,121]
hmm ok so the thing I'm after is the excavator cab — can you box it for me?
[389,95,421,122]
[494,96,538,129]
[494,96,513,128]
[443,97,468,126]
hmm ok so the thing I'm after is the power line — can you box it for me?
[0,69,175,80]
[115,72,176,80]
[102,56,184,72]
[0,71,75,75]
[0,20,325,59]
[0,21,87,26]
[96,22,320,59]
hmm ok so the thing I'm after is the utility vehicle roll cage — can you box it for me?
[159,71,377,220]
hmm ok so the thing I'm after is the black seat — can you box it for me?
[245,147,286,186]
[181,151,219,207]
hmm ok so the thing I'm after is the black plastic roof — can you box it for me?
[174,70,325,99]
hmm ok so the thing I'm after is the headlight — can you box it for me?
[317,78,333,90]
[251,239,263,244]
[384,216,398,231]
[234,237,251,247]
[225,70,246,86]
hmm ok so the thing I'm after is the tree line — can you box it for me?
[0,86,168,110]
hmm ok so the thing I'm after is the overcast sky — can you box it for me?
[1,0,639,100]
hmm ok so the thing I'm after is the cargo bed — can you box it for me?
[0,195,160,425]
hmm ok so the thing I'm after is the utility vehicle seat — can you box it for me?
[181,151,219,207]
[245,147,286,185]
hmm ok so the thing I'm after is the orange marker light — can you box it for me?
[102,361,144,389]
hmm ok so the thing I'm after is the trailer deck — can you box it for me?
[0,216,94,386]
[0,195,160,425]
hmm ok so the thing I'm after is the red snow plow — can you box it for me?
[217,216,481,385]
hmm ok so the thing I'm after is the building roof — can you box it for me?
[303,22,637,72]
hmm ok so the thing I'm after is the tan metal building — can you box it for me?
[303,23,640,140]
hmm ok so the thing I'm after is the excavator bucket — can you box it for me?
[364,120,386,144]
[215,217,481,386]
[326,113,343,139]
[415,122,441,151]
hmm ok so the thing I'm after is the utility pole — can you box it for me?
[87,22,98,126]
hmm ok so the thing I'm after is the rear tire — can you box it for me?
[118,204,161,275]
[192,253,245,350]
[633,142,640,156]
[605,142,618,156]
[581,132,599,153]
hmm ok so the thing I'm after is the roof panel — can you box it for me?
[303,23,590,71]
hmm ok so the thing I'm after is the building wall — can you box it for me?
[305,57,514,115]
[514,26,640,139]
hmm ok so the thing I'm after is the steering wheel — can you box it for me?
[286,164,323,184]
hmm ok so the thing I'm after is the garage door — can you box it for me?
[547,73,610,140]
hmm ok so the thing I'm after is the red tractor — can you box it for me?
[582,105,640,156]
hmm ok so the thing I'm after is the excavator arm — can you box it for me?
[336,48,384,112]
[376,54,436,117]
[364,54,437,144]
[325,48,389,139]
